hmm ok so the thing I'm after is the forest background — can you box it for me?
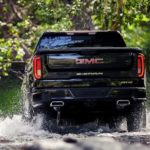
[0,0,150,115]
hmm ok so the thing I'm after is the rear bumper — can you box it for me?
[31,87,146,112]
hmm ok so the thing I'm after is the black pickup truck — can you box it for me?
[22,31,146,132]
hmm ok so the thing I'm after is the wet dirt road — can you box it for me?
[1,113,150,150]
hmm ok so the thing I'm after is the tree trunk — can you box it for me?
[68,0,94,30]
[112,0,124,31]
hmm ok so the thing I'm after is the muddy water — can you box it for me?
[0,113,150,149]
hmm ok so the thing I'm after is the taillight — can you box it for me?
[138,54,145,77]
[33,56,42,79]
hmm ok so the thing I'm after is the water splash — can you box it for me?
[0,115,51,142]
[0,111,150,143]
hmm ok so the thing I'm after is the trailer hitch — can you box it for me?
[50,101,64,126]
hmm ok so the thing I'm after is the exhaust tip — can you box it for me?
[50,101,64,107]
[116,100,130,107]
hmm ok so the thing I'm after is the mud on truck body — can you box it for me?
[22,31,146,132]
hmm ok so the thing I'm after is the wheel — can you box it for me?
[127,102,146,132]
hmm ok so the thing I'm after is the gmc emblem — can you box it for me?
[75,58,104,64]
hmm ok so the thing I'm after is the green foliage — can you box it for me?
[91,0,150,30]
[0,38,24,76]
[0,77,21,116]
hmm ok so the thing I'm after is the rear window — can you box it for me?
[37,32,126,51]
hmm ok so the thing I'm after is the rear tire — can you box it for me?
[127,102,146,132]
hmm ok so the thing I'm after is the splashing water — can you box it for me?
[0,115,50,141]
[0,112,150,149]
[0,114,104,142]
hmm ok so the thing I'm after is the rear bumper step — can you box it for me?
[31,87,146,110]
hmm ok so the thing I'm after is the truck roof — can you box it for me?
[43,30,121,35]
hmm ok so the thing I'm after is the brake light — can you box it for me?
[138,54,145,77]
[33,56,42,79]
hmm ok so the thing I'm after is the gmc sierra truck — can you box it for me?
[22,31,146,132]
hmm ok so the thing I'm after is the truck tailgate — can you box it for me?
[39,48,140,79]
[47,52,132,70]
